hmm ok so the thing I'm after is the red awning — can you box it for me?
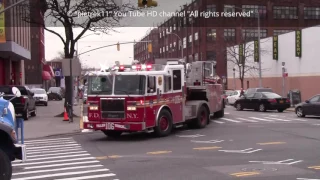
[42,71,52,80]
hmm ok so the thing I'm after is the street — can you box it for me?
[12,105,320,180]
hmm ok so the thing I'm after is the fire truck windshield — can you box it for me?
[114,75,146,95]
[88,75,113,95]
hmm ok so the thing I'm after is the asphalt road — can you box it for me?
[12,105,320,180]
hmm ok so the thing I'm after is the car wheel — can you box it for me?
[277,109,284,112]
[296,107,305,117]
[23,108,29,120]
[259,104,267,112]
[44,102,48,106]
[236,103,243,111]
[0,148,12,180]
[31,107,37,117]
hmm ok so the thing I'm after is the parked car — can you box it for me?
[234,92,290,112]
[223,90,234,104]
[47,87,63,101]
[295,94,320,117]
[0,85,36,120]
[31,88,48,106]
[245,87,273,96]
[226,90,241,105]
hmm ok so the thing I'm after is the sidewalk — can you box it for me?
[23,100,83,139]
[286,107,295,112]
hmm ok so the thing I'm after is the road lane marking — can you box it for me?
[211,120,225,124]
[26,144,80,150]
[221,118,241,123]
[12,157,95,166]
[27,147,83,154]
[193,146,222,150]
[176,134,205,138]
[25,141,77,146]
[224,112,230,114]
[308,165,320,169]
[257,142,286,145]
[147,151,172,155]
[264,117,291,122]
[249,159,302,165]
[26,151,87,158]
[249,117,273,122]
[96,155,122,160]
[230,171,260,177]
[237,118,258,122]
[191,140,224,144]
[54,173,116,180]
[11,169,111,180]
[297,178,320,180]
[12,165,103,176]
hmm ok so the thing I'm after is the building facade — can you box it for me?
[25,0,49,87]
[227,26,320,101]
[135,0,320,86]
[0,0,32,85]
[134,28,159,63]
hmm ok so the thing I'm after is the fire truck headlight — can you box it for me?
[89,106,98,110]
[127,106,136,111]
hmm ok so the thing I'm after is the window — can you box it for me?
[170,43,172,48]
[273,6,298,19]
[304,7,320,19]
[273,30,292,35]
[189,35,192,42]
[194,53,199,61]
[88,76,113,95]
[160,32,162,38]
[253,93,262,99]
[309,95,320,102]
[183,37,186,48]
[164,75,172,92]
[242,29,267,41]
[224,29,235,41]
[172,70,182,90]
[160,48,162,53]
[163,47,165,52]
[206,4,216,12]
[262,92,281,98]
[173,24,176,30]
[147,76,156,93]
[169,27,172,32]
[195,32,198,40]
[224,5,235,13]
[207,29,216,41]
[114,75,146,95]
[173,42,176,47]
[206,51,216,61]
[242,5,267,18]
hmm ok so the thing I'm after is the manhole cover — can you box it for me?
[241,167,278,172]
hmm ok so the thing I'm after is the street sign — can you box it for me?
[54,71,61,77]
[62,58,81,76]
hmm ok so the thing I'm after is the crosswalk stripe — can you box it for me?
[12,165,103,176]
[221,118,241,123]
[24,138,73,143]
[264,117,291,122]
[237,118,258,122]
[26,141,77,146]
[11,169,111,180]
[26,144,80,150]
[26,151,87,158]
[24,161,100,169]
[249,117,274,122]
[24,153,91,162]
[289,118,307,122]
[27,147,82,154]
[12,157,95,166]
[54,173,116,180]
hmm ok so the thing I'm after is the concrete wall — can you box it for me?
[227,26,320,101]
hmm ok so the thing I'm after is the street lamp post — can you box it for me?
[167,32,183,59]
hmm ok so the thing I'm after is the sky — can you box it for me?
[45,0,193,69]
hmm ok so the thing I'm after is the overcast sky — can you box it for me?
[45,0,192,69]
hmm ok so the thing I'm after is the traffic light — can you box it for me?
[148,43,152,52]
[117,42,120,51]
[138,0,157,7]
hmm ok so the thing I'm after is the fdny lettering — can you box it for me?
[89,113,100,118]
[97,124,106,128]
[126,113,138,119]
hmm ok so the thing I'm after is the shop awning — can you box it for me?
[42,71,52,80]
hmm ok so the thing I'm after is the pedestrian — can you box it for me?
[240,88,245,96]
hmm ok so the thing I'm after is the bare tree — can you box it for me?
[20,0,138,116]
[226,38,271,88]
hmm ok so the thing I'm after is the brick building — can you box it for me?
[133,28,159,63]
[135,0,320,87]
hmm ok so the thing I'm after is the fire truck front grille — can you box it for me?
[100,99,125,119]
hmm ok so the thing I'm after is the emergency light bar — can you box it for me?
[132,64,152,71]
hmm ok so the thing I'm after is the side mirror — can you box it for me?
[12,87,21,97]
[305,100,310,103]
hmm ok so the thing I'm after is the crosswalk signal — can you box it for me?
[148,43,152,52]
[117,42,120,51]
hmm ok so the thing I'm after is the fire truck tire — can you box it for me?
[215,109,224,118]
[189,105,209,129]
[154,109,173,137]
[102,131,122,138]
[0,148,12,180]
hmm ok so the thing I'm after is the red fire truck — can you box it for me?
[83,59,225,137]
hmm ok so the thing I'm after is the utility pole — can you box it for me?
[257,11,262,88]
[282,62,286,97]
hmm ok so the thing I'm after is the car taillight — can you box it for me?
[286,99,290,103]
[21,97,25,104]
[268,99,277,103]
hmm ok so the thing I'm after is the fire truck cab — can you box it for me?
[84,59,224,137]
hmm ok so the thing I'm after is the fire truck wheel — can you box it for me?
[0,148,12,180]
[154,109,173,137]
[102,131,122,138]
[193,105,209,129]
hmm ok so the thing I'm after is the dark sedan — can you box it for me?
[295,94,320,117]
[234,92,290,112]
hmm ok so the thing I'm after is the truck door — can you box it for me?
[146,75,157,127]
[171,69,183,123]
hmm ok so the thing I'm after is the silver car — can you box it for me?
[83,86,88,104]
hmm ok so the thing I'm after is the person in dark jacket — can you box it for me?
[240,88,245,96]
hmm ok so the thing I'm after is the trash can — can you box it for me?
[287,89,301,107]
